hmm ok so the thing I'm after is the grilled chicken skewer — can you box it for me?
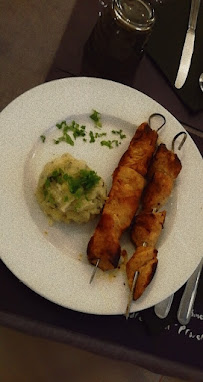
[142,143,182,213]
[126,132,187,306]
[88,165,146,271]
[87,117,165,277]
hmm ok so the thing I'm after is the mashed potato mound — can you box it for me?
[36,153,107,224]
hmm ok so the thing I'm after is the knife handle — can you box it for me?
[189,0,201,31]
[177,259,202,325]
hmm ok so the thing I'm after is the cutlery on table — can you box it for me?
[154,293,174,319]
[199,73,203,91]
[175,0,201,89]
[177,258,203,325]
[154,259,203,323]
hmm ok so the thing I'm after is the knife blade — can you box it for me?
[175,0,201,89]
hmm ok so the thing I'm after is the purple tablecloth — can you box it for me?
[1,1,203,381]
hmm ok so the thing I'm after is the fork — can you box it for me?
[154,258,203,324]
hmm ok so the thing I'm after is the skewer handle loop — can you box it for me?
[172,131,187,152]
[148,113,166,132]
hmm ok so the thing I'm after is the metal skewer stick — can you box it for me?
[125,271,139,319]
[89,258,100,284]
[125,242,147,319]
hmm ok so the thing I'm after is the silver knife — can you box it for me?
[175,0,201,89]
[177,258,202,325]
[154,293,174,319]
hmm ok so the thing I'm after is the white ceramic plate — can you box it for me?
[0,77,202,315]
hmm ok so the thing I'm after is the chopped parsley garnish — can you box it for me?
[112,129,126,139]
[42,111,127,149]
[43,168,101,202]
[64,134,74,146]
[89,110,102,128]
[54,120,86,146]
[44,178,51,188]
[71,121,86,139]
[50,168,64,184]
[56,121,66,129]
[100,140,120,149]
[95,132,107,138]
[43,176,56,203]
[79,169,101,191]
[54,133,74,146]
[63,169,100,196]
[47,194,55,204]
[89,131,107,143]
[89,131,95,143]
[40,135,46,143]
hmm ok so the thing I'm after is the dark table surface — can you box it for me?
[1,1,203,381]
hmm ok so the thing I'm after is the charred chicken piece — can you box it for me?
[142,171,174,212]
[87,166,145,270]
[131,210,166,248]
[126,246,158,300]
[142,144,182,212]
[147,143,182,180]
[118,122,158,176]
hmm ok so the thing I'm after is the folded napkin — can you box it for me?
[146,0,203,112]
